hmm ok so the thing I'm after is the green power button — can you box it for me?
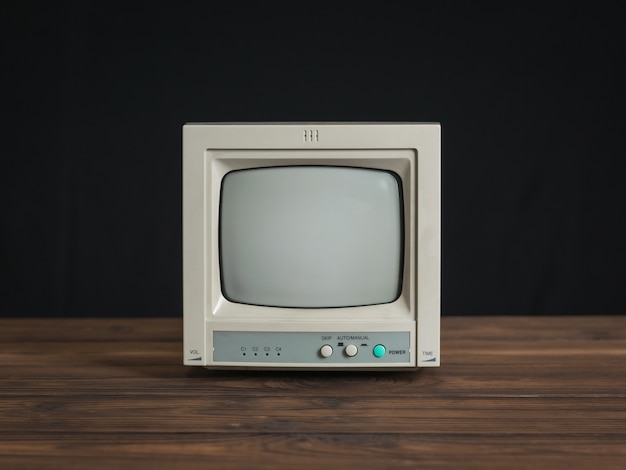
[373,344,386,358]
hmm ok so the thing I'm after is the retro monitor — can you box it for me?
[183,122,440,370]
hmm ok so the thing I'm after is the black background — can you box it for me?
[1,3,624,317]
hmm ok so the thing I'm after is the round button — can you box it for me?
[373,344,386,358]
[320,344,333,358]
[345,344,358,357]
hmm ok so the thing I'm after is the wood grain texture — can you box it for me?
[1,316,625,469]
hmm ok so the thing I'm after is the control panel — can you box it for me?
[213,331,411,365]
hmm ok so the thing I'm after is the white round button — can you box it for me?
[345,344,358,357]
[320,344,333,358]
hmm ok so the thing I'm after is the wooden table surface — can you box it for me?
[1,316,625,469]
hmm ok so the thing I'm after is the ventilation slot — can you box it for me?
[303,129,319,142]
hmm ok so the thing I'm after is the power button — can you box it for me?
[373,344,386,358]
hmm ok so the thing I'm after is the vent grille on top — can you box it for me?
[303,129,319,142]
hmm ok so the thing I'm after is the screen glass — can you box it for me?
[219,166,403,308]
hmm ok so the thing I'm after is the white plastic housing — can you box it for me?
[183,123,441,370]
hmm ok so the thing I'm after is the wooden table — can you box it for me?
[1,316,625,469]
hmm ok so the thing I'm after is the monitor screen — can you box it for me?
[219,166,403,308]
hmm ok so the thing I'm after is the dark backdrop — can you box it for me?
[1,3,624,317]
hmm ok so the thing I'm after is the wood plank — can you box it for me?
[1,434,626,470]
